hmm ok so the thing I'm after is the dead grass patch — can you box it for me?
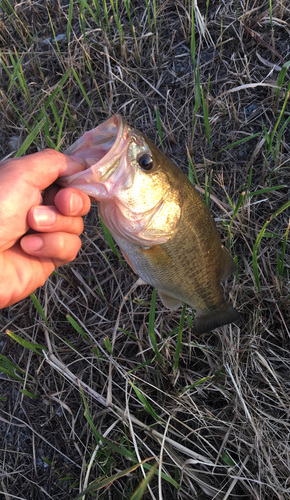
[0,0,290,498]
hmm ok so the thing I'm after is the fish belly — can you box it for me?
[111,232,223,312]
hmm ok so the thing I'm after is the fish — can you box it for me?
[60,114,240,334]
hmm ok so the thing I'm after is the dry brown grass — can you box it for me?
[0,0,290,499]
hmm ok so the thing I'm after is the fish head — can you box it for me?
[61,115,181,246]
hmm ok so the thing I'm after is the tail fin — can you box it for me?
[195,301,240,335]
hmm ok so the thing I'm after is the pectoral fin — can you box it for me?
[141,244,173,267]
[158,291,182,310]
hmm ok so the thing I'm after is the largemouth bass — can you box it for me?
[61,114,239,334]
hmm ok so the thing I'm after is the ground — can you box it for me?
[0,1,290,499]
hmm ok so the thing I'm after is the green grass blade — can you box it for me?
[205,0,210,21]
[187,147,200,186]
[46,4,63,61]
[2,0,31,39]
[99,216,119,256]
[247,166,253,191]
[148,289,163,364]
[0,87,31,130]
[174,303,186,374]
[253,222,268,293]
[246,185,285,199]
[269,0,273,28]
[57,96,69,148]
[0,365,24,382]
[30,292,50,327]
[207,167,213,207]
[50,101,61,130]
[152,0,157,32]
[0,50,19,94]
[20,389,39,399]
[130,381,161,421]
[0,354,25,375]
[269,80,290,152]
[84,54,106,112]
[188,163,194,184]
[262,120,275,158]
[72,68,98,120]
[90,0,104,29]
[182,375,213,394]
[7,52,21,93]
[144,0,152,31]
[37,69,72,118]
[101,0,112,38]
[123,0,136,39]
[219,133,259,153]
[190,0,196,70]
[80,386,138,461]
[275,114,290,159]
[59,89,78,131]
[10,51,31,104]
[127,359,154,373]
[79,0,87,42]
[6,330,46,355]
[229,191,246,236]
[67,0,74,42]
[276,61,290,98]
[222,451,235,466]
[76,460,153,498]
[253,199,290,292]
[201,86,211,148]
[0,354,27,381]
[234,255,239,281]
[194,67,201,117]
[104,336,112,354]
[109,0,124,45]
[66,315,90,342]
[43,116,55,148]
[130,461,159,500]
[99,217,126,265]
[262,120,270,146]
[277,220,290,277]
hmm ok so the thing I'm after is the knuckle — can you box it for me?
[77,218,84,235]
[43,148,62,159]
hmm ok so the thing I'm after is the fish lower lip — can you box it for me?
[71,183,107,198]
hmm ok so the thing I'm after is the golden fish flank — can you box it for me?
[61,114,240,334]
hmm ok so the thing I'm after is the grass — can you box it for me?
[0,0,290,499]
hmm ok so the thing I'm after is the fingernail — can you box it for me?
[22,236,43,252]
[70,192,83,214]
[33,207,56,227]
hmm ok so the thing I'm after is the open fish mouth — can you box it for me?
[60,114,132,198]
[65,114,127,167]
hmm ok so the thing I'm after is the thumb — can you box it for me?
[2,149,87,191]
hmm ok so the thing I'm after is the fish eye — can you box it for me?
[137,154,153,171]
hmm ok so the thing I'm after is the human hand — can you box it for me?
[0,149,91,308]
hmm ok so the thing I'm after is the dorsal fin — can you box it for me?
[220,246,237,281]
